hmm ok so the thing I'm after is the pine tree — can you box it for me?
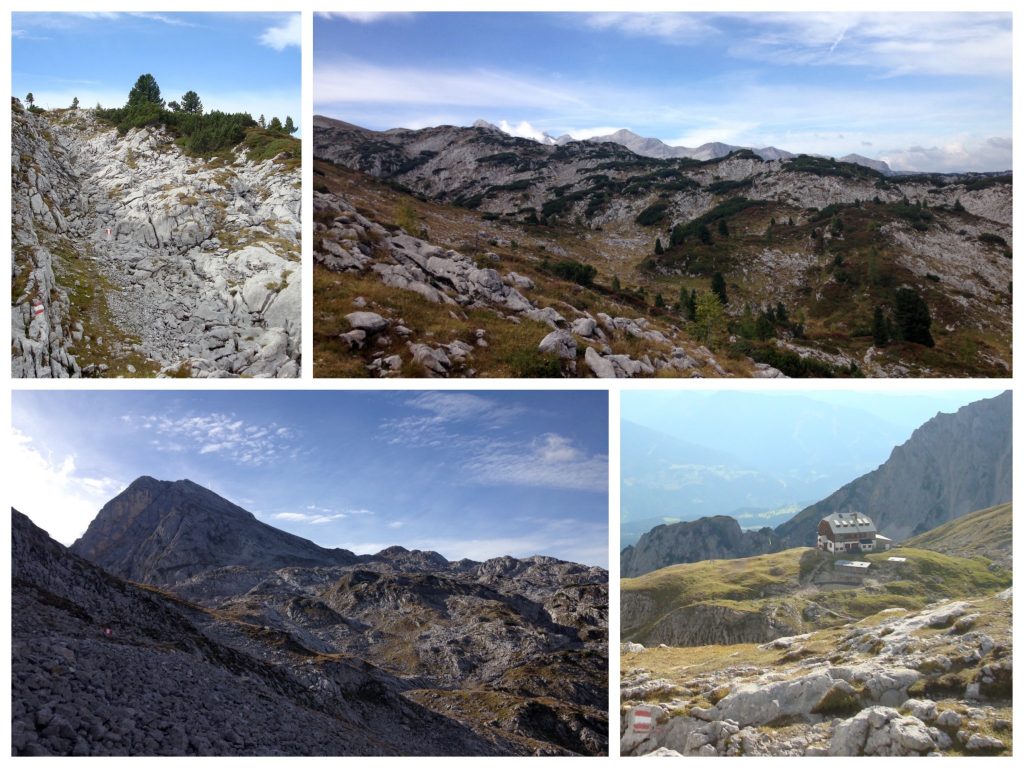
[711,271,728,305]
[180,90,203,115]
[268,116,283,132]
[655,292,666,309]
[717,219,729,237]
[284,116,297,134]
[70,97,79,110]
[872,305,889,347]
[25,93,35,107]
[894,288,934,346]
[695,292,725,345]
[654,237,664,255]
[698,223,713,245]
[611,274,621,292]
[127,74,163,106]
[259,114,266,129]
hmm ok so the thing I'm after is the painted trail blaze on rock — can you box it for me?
[632,707,653,733]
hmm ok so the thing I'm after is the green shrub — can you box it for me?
[547,259,597,287]
[636,201,669,226]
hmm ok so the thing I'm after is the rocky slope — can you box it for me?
[314,116,1011,377]
[11,510,508,756]
[620,528,1012,756]
[313,165,774,378]
[11,101,300,378]
[52,478,609,755]
[622,587,1012,756]
[622,392,1011,575]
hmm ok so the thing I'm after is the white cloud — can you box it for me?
[271,506,374,525]
[10,429,124,546]
[382,393,525,448]
[259,14,301,51]
[879,136,1011,173]
[128,13,195,28]
[497,119,550,143]
[387,521,405,529]
[125,412,296,467]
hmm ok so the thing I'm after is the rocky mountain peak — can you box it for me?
[70,476,356,584]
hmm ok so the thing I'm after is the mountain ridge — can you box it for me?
[313,115,1010,378]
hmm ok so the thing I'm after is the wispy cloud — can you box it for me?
[124,412,297,466]
[10,428,124,545]
[316,60,587,110]
[382,392,525,448]
[317,12,413,25]
[128,13,196,28]
[466,433,607,492]
[259,14,300,51]
[584,12,717,43]
[727,12,1010,78]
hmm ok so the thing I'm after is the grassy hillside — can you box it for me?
[622,545,1011,644]
[904,502,1012,567]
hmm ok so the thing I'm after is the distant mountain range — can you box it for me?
[471,119,893,174]
[16,479,609,756]
[622,392,1011,577]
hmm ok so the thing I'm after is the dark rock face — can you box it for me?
[622,392,1011,575]
[17,478,610,756]
[775,391,1012,546]
[70,477,358,583]
[621,516,778,578]
[11,510,503,756]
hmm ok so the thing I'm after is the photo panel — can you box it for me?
[619,387,1011,756]
[313,12,1011,379]
[11,12,301,378]
[10,388,609,756]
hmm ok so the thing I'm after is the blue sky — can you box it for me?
[13,12,301,134]
[10,390,609,567]
[315,12,1011,172]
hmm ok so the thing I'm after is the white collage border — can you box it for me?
[1,1,1019,763]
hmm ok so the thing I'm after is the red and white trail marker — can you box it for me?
[31,299,44,317]
[632,708,652,733]
[105,227,112,239]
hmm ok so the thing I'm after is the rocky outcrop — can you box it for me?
[12,104,300,377]
[314,115,1011,378]
[621,516,778,578]
[621,588,1012,756]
